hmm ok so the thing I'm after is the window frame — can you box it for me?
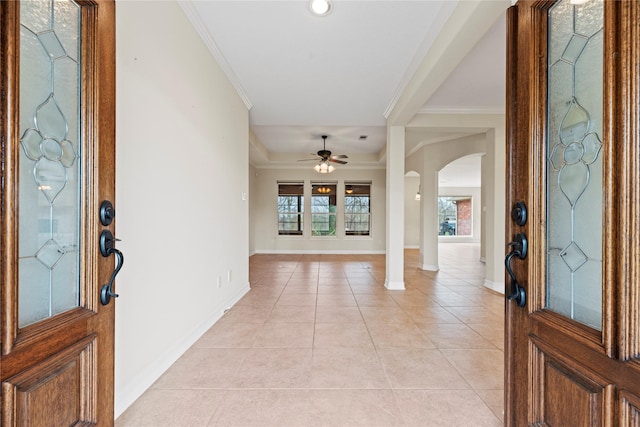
[344,182,371,236]
[277,182,304,236]
[311,182,337,237]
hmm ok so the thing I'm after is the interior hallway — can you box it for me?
[116,244,504,426]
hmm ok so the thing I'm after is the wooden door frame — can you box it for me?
[1,0,116,424]
[505,1,640,424]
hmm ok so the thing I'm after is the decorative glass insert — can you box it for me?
[19,0,82,327]
[546,0,603,330]
[311,183,337,236]
[438,196,472,236]
[277,182,304,235]
[344,183,371,236]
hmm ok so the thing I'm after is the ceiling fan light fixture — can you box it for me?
[310,0,331,16]
[314,161,334,174]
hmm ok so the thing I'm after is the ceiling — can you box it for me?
[182,0,508,178]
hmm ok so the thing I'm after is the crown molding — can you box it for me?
[178,1,253,110]
[417,106,505,115]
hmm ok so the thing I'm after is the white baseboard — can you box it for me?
[253,249,386,255]
[114,282,250,418]
[484,279,504,294]
[404,245,420,249]
[421,264,439,271]
[384,280,405,290]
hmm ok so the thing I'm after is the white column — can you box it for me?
[420,168,439,271]
[480,154,487,263]
[385,126,405,290]
[483,127,506,294]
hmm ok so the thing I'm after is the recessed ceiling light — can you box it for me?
[310,0,331,16]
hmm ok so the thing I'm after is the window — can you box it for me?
[344,183,370,236]
[438,196,472,236]
[278,183,303,235]
[311,183,336,236]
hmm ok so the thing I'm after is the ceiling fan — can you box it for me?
[298,135,348,167]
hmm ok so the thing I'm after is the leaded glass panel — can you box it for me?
[18,0,82,327]
[546,0,603,330]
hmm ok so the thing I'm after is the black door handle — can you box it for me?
[99,229,124,305]
[505,232,527,307]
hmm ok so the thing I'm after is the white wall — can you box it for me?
[249,163,258,255]
[115,1,249,417]
[252,167,386,253]
[404,175,421,247]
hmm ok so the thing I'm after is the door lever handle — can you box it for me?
[505,232,527,307]
[99,229,124,305]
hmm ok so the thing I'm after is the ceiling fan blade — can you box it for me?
[297,158,320,162]
[331,154,348,159]
[329,159,348,165]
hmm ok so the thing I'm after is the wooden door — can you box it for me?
[505,0,640,425]
[1,0,116,425]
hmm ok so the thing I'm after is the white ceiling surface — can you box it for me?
[186,1,507,168]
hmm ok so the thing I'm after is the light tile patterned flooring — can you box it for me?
[116,244,504,426]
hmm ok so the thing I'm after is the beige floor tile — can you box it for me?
[317,284,353,294]
[306,389,405,426]
[359,306,415,325]
[281,283,318,294]
[254,322,315,348]
[209,390,310,427]
[315,306,364,323]
[441,348,504,389]
[219,305,273,323]
[476,388,505,423]
[444,306,503,324]
[235,290,280,307]
[394,389,502,427]
[309,347,391,389]
[377,348,469,389]
[350,284,390,295]
[151,348,249,389]
[276,293,317,306]
[116,389,224,427]
[430,292,483,307]
[194,322,262,348]
[230,348,313,388]
[313,322,374,348]
[267,305,316,323]
[468,322,505,350]
[354,293,399,307]
[418,323,499,349]
[117,247,506,426]
[317,277,350,286]
[316,293,358,306]
[367,322,435,349]
[404,306,462,324]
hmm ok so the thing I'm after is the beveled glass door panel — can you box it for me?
[546,0,603,330]
[18,0,81,327]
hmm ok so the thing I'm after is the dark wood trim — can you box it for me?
[0,0,20,356]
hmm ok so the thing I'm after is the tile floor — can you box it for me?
[116,244,504,426]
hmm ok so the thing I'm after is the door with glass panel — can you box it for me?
[505,0,640,424]
[1,0,116,425]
